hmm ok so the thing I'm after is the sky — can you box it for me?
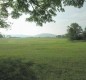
[0,2,86,36]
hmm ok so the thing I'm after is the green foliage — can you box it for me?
[0,58,38,80]
[0,19,9,28]
[67,23,83,40]
[83,27,86,40]
[0,0,85,26]
[67,23,86,40]
[0,0,9,28]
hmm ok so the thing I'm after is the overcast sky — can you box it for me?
[0,2,86,36]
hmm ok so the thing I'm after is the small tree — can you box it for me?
[67,23,83,40]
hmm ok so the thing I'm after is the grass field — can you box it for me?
[0,38,86,80]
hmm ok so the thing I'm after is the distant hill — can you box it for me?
[34,33,57,37]
[4,33,57,38]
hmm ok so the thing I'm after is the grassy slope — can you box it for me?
[0,38,86,80]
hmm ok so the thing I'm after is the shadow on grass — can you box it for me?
[0,58,38,80]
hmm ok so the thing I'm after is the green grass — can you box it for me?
[0,38,86,80]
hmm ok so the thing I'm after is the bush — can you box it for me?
[0,58,38,80]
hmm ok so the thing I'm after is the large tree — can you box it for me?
[0,0,85,27]
[67,23,83,40]
[83,27,86,40]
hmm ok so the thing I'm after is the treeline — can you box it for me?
[56,35,67,38]
[67,23,86,41]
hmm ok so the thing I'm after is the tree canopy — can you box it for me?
[0,0,85,27]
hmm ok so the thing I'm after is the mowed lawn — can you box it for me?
[0,38,86,80]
